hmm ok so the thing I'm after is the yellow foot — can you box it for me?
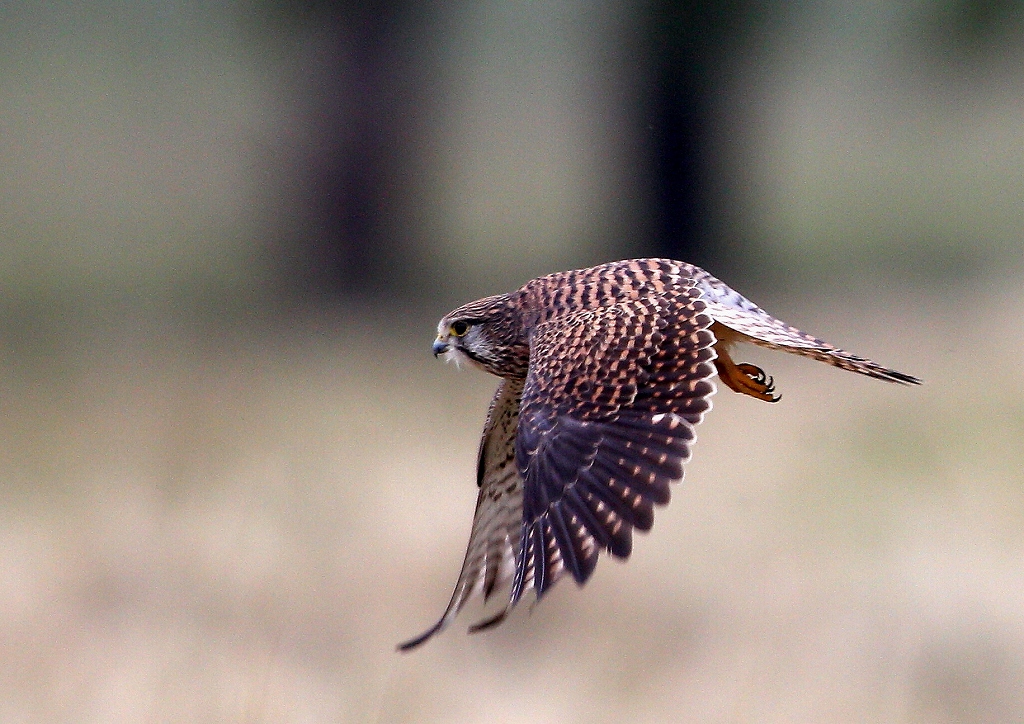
[714,351,781,403]
[735,363,779,402]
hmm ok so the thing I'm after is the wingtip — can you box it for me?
[400,605,517,650]
[467,608,510,634]
[396,620,445,652]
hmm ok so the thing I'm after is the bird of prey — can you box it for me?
[398,258,920,651]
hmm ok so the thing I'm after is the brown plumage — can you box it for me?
[399,259,920,651]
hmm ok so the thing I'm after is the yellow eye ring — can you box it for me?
[449,320,469,337]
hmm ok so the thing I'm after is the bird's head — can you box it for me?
[433,293,528,378]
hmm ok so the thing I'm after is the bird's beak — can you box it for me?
[432,337,450,358]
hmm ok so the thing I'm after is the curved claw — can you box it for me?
[735,363,781,403]
[714,347,781,403]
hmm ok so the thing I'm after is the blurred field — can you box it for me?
[2,3,1024,721]
[0,277,1021,723]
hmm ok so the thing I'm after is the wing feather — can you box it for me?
[397,379,524,651]
[492,263,718,621]
[402,258,920,649]
[694,268,921,385]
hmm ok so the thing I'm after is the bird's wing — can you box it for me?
[474,278,718,630]
[693,268,921,385]
[397,378,525,651]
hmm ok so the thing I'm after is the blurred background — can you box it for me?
[1,1,1023,721]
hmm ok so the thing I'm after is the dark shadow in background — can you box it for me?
[259,0,767,302]
[647,1,784,275]
[259,0,1019,303]
[253,1,415,303]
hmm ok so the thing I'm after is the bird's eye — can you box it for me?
[449,320,470,337]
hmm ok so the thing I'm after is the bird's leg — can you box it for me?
[713,344,780,403]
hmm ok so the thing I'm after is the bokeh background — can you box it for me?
[2,1,1023,721]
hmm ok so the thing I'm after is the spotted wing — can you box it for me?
[397,378,525,651]
[476,281,718,629]
[693,268,921,385]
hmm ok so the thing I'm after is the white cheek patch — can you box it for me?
[442,347,467,369]
[443,346,492,373]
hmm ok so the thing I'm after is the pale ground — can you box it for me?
[1,278,1022,723]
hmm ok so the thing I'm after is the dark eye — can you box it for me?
[449,320,469,337]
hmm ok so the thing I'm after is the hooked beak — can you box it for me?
[432,337,450,358]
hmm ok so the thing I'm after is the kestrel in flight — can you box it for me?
[398,258,920,650]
